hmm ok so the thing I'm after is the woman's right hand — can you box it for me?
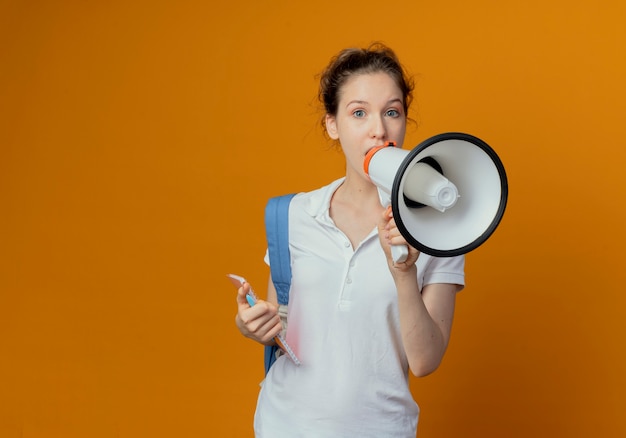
[235,281,283,345]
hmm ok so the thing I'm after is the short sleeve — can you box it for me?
[420,254,465,292]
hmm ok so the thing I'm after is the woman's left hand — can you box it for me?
[378,206,420,271]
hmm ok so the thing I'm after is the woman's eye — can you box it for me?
[353,109,366,118]
[386,109,400,117]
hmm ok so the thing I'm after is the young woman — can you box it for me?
[235,42,465,437]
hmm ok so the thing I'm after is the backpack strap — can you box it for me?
[263,193,295,374]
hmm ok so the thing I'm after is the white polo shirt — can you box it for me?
[254,178,465,438]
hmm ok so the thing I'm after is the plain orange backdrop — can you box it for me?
[1,0,625,437]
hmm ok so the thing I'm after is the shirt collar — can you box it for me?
[304,177,345,218]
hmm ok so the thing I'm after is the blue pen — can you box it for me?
[246,294,257,307]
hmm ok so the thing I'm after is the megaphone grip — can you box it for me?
[391,244,409,264]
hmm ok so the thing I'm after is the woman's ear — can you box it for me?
[325,114,339,140]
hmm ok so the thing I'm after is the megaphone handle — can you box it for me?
[391,244,409,264]
[377,188,409,264]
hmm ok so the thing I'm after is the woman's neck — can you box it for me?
[329,173,385,248]
[337,172,381,205]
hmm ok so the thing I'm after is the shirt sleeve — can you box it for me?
[421,254,465,291]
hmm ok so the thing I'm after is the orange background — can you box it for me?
[1,1,625,437]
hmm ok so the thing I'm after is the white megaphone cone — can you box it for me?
[364,132,508,262]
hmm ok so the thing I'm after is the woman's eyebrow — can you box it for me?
[345,100,369,107]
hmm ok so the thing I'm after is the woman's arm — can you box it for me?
[378,206,461,376]
[396,273,460,376]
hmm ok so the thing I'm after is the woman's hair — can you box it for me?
[318,42,414,135]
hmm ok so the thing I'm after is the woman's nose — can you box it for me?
[370,116,386,139]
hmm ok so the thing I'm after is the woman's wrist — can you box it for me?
[391,264,418,289]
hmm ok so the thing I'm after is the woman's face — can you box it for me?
[325,72,406,180]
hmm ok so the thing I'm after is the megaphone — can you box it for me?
[364,132,508,261]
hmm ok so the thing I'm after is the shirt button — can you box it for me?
[344,241,350,248]
[346,278,353,284]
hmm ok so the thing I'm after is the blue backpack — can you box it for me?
[263,193,296,375]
